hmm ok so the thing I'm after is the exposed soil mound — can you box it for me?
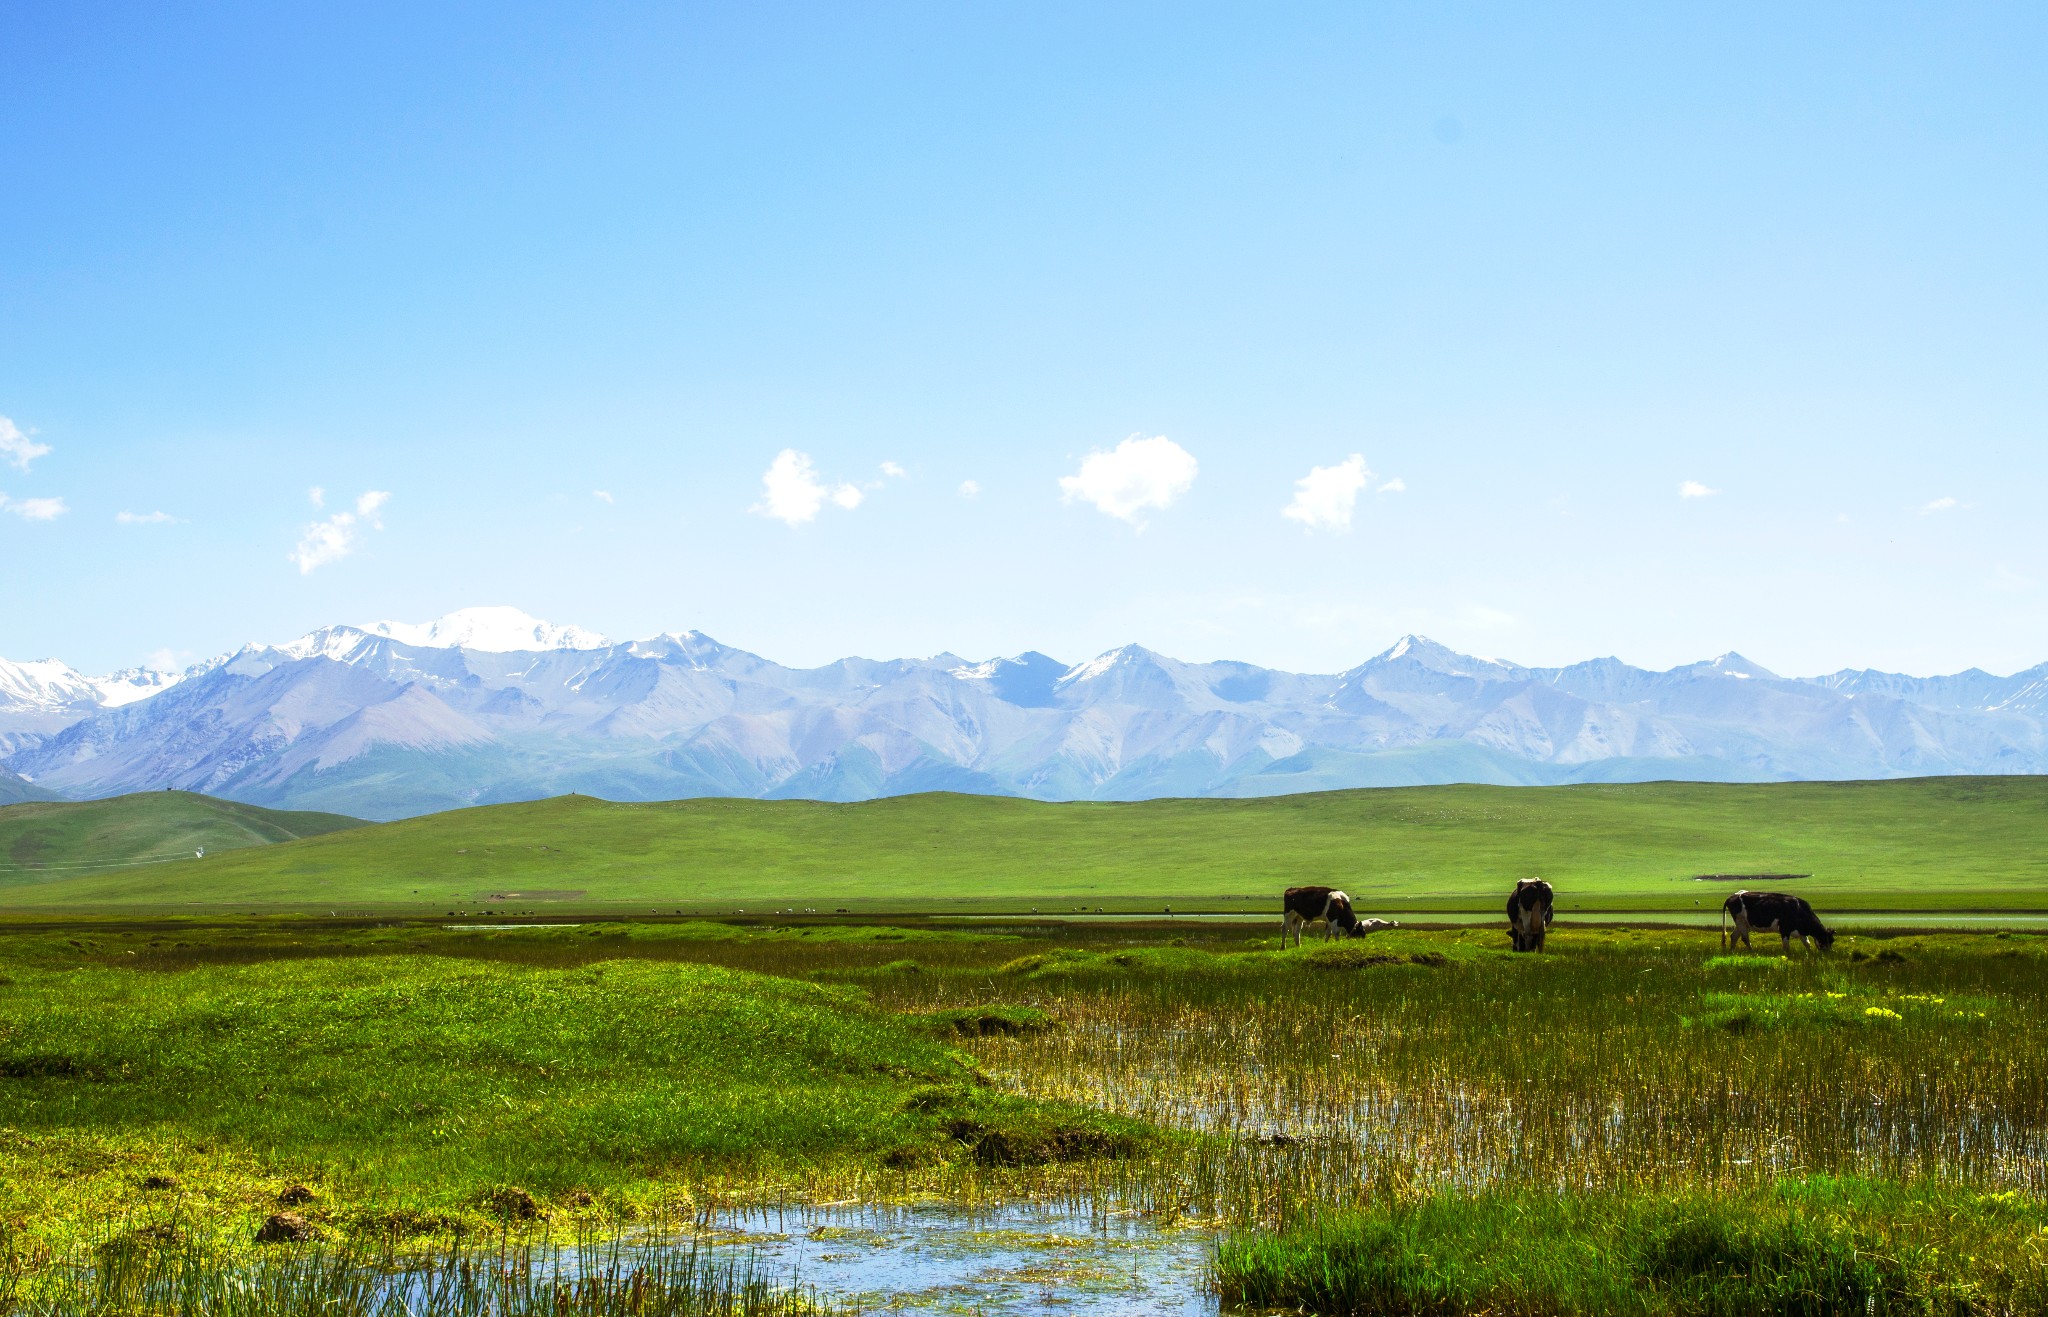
[485,1185,544,1220]
[255,1211,318,1243]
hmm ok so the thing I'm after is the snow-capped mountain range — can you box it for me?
[3,606,2045,819]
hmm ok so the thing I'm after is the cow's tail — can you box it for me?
[1719,899,1729,951]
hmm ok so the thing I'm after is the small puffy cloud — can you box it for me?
[308,486,325,508]
[291,489,391,574]
[958,479,981,499]
[1918,496,1960,515]
[593,490,614,504]
[1059,435,1198,526]
[0,493,67,521]
[0,416,51,472]
[1282,454,1372,532]
[880,461,907,479]
[1679,480,1718,499]
[1378,477,1406,493]
[117,510,178,524]
[749,449,871,526]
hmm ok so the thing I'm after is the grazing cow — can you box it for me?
[1282,886,1367,947]
[1721,890,1834,954]
[1506,878,1554,952]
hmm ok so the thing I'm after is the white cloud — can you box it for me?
[1918,496,1960,515]
[592,490,614,504]
[145,648,182,672]
[308,486,325,508]
[1378,477,1406,493]
[958,479,981,499]
[290,489,391,574]
[0,494,67,521]
[880,461,907,479]
[0,417,51,472]
[1282,454,1372,532]
[117,510,178,524]
[750,449,873,526]
[1058,435,1198,526]
[1679,480,1718,499]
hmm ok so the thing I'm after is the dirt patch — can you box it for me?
[139,1174,178,1191]
[1306,946,1447,971]
[921,1006,1054,1037]
[277,1184,316,1206]
[481,891,586,901]
[485,1185,545,1220]
[943,1117,1141,1166]
[0,1054,102,1079]
[255,1211,318,1243]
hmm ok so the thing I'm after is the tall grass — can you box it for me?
[856,928,2048,1223]
[1212,1180,2048,1315]
[0,1230,835,1316]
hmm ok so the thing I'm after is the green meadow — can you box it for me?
[4,917,2048,1312]
[3,775,2046,914]
[5,779,2048,1312]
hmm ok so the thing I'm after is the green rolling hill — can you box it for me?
[0,790,367,891]
[0,777,2043,915]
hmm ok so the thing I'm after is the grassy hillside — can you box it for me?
[2,776,2044,913]
[0,790,367,890]
[0,766,62,806]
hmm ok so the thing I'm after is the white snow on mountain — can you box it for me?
[92,668,183,706]
[357,606,612,653]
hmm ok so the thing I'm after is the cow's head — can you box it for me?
[1814,926,1836,952]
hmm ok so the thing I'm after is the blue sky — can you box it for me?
[3,2,2043,678]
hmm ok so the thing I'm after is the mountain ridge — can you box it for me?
[5,610,2045,819]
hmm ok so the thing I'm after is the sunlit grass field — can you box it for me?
[4,916,2047,1312]
[4,775,2046,914]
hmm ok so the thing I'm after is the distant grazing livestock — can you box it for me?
[1506,878,1554,952]
[1283,886,1367,947]
[1722,890,1834,954]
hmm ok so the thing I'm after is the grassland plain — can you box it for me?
[4,776,2047,914]
[4,918,2047,1313]
[0,793,365,891]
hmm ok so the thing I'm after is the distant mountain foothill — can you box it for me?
[3,606,2044,821]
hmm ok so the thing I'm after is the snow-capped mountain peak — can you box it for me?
[1365,634,1518,678]
[269,608,614,661]
[360,607,611,653]
[0,657,181,714]
[1058,645,1161,686]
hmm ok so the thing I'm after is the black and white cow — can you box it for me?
[1506,877,1554,952]
[1282,886,1375,947]
[1721,890,1834,954]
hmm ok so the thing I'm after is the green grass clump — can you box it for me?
[1214,1181,2048,1315]
[0,949,1137,1259]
